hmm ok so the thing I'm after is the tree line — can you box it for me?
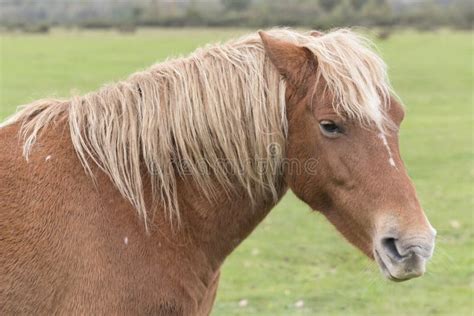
[1,0,472,33]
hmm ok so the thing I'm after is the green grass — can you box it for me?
[0,28,472,315]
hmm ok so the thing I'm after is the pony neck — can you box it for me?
[148,174,288,268]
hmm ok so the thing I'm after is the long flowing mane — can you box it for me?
[2,28,392,227]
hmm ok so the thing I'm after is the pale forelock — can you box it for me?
[265,28,394,131]
[2,28,394,229]
[306,29,394,131]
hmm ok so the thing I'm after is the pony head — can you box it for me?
[260,29,436,281]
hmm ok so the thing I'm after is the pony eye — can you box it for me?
[319,120,342,137]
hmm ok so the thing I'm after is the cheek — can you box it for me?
[304,141,374,212]
[314,138,359,193]
[284,144,344,211]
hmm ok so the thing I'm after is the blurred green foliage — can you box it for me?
[0,0,472,32]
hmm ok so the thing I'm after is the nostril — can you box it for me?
[381,237,403,261]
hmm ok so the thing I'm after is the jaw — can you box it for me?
[319,208,375,258]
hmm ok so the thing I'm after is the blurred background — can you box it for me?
[0,0,472,32]
[0,1,472,315]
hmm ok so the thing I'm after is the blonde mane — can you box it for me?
[2,28,392,228]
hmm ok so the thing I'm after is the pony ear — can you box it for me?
[259,31,316,84]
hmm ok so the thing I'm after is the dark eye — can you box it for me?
[319,120,342,138]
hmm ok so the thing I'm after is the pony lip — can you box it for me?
[374,249,404,282]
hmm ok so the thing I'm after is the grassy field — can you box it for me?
[0,29,472,315]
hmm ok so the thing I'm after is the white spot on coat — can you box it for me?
[45,155,51,161]
[124,237,128,245]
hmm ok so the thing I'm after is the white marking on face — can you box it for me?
[389,158,395,166]
[378,133,396,168]
[124,237,128,245]
[45,155,51,161]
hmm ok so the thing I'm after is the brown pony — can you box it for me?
[0,29,435,315]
